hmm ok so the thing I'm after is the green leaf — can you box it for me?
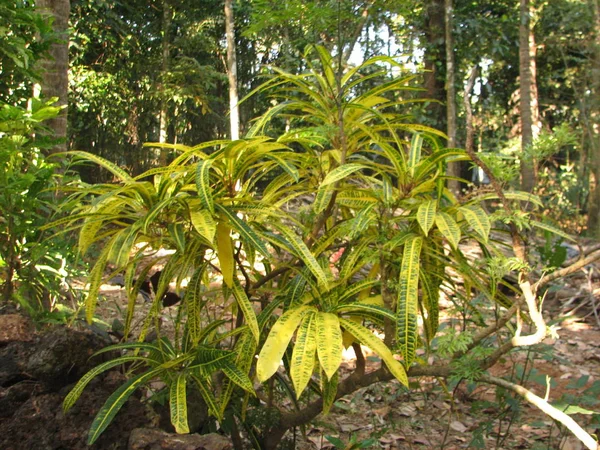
[417,200,437,235]
[195,159,214,214]
[271,222,330,290]
[63,356,149,413]
[69,151,134,183]
[190,205,216,244]
[215,204,270,259]
[257,305,315,382]
[321,370,338,415]
[339,318,408,386]
[232,279,260,343]
[216,221,234,287]
[170,372,189,434]
[459,205,491,242]
[397,236,422,367]
[191,375,222,420]
[531,220,576,242]
[408,133,423,176]
[320,163,365,186]
[222,363,255,394]
[184,265,207,345]
[85,241,112,323]
[334,302,396,322]
[88,367,164,445]
[315,312,343,380]
[435,212,461,250]
[291,310,317,398]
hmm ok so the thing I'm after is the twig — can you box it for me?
[479,374,600,450]
[539,249,600,290]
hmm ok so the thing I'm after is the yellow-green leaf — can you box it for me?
[417,200,437,235]
[339,318,408,387]
[315,312,343,380]
[435,212,461,250]
[216,222,235,287]
[291,311,317,398]
[257,305,314,382]
[195,159,214,214]
[190,207,216,243]
[397,236,422,367]
[321,370,338,415]
[169,372,189,434]
[459,205,490,242]
[321,163,365,187]
[408,133,423,176]
[232,280,260,343]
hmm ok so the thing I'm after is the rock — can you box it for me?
[128,428,233,450]
[0,314,34,343]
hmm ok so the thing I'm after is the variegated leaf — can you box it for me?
[195,159,214,214]
[459,205,491,242]
[397,236,422,367]
[232,280,260,343]
[169,372,189,434]
[315,312,343,380]
[408,133,423,176]
[435,212,461,250]
[339,318,408,387]
[216,222,235,287]
[257,305,315,382]
[320,163,365,186]
[417,200,437,235]
[190,207,216,243]
[290,311,317,398]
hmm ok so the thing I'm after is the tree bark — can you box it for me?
[423,0,447,131]
[225,0,240,140]
[519,0,541,192]
[587,0,600,236]
[445,0,460,195]
[159,0,171,165]
[36,0,70,155]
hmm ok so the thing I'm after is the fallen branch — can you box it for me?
[479,374,600,450]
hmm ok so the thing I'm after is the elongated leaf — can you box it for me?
[417,200,437,235]
[459,205,490,242]
[315,312,343,380]
[339,318,408,386]
[321,370,339,415]
[63,356,149,413]
[531,220,576,242]
[88,367,164,444]
[195,159,214,214]
[184,265,206,345]
[320,163,365,187]
[86,240,112,323]
[271,222,330,290]
[190,207,216,243]
[222,363,255,394]
[408,133,423,176]
[257,305,314,382]
[397,236,422,367]
[466,190,543,207]
[70,151,133,183]
[170,372,189,434]
[314,185,334,214]
[168,223,186,253]
[191,375,222,420]
[291,311,317,398]
[232,280,260,343]
[79,217,105,256]
[215,204,270,258]
[216,221,234,287]
[435,212,461,250]
[334,302,396,322]
[337,278,379,304]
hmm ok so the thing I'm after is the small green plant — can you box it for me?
[0,99,83,318]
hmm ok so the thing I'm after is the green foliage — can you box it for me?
[64,46,524,444]
[0,99,82,318]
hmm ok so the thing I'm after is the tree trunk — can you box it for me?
[423,0,447,131]
[225,0,240,140]
[587,0,600,236]
[445,0,460,195]
[36,0,70,155]
[519,0,541,192]
[159,0,171,166]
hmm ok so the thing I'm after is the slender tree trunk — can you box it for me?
[423,0,447,130]
[36,0,70,154]
[445,0,460,195]
[519,0,541,192]
[225,0,239,140]
[464,64,479,183]
[587,0,600,236]
[159,0,171,165]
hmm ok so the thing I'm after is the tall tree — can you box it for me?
[423,0,447,130]
[36,0,70,154]
[519,0,541,192]
[587,0,600,235]
[158,0,172,165]
[225,0,240,140]
[445,0,460,194]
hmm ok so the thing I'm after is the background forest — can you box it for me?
[1,0,600,450]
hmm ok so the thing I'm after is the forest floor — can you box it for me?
[87,260,600,450]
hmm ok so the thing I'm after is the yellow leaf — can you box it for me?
[316,312,343,380]
[216,221,234,287]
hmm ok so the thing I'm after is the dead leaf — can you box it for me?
[449,420,468,433]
